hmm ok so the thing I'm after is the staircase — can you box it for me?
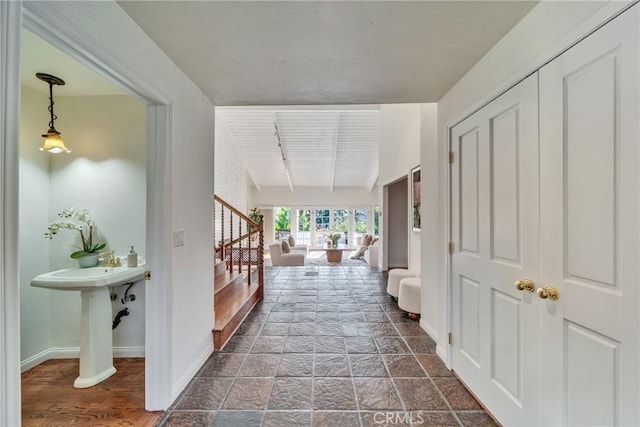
[213,195,264,350]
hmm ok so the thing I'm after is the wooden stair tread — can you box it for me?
[213,280,261,332]
[214,270,244,295]
[214,266,257,294]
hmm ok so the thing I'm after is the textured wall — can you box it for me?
[214,111,251,212]
[214,111,252,246]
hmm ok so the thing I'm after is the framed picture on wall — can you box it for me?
[411,165,421,232]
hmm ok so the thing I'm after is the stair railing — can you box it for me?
[214,195,264,289]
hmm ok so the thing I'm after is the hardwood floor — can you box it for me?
[21,358,162,426]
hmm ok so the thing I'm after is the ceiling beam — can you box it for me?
[274,115,294,192]
[329,113,342,192]
[218,112,262,192]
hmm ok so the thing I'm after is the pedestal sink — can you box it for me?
[31,263,145,388]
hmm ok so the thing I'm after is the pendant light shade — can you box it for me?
[36,73,71,153]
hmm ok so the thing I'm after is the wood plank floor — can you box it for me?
[21,358,162,426]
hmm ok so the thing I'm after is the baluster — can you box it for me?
[221,205,225,265]
[258,217,264,292]
[247,219,251,285]
[238,215,242,274]
[229,210,233,271]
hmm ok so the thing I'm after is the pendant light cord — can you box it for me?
[48,82,57,130]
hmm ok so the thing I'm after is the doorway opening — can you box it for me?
[1,4,175,423]
[383,176,409,270]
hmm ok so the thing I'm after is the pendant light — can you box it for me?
[36,72,71,153]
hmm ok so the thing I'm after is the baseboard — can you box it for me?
[171,337,213,402]
[114,346,145,358]
[21,346,145,372]
[420,318,439,343]
[436,344,448,368]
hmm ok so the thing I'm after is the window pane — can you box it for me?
[274,207,291,240]
[315,209,330,245]
[333,209,349,245]
[296,209,311,245]
[374,206,380,237]
[353,208,369,243]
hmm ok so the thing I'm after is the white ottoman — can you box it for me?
[387,269,416,297]
[398,277,421,319]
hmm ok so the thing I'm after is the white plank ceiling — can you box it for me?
[218,107,379,191]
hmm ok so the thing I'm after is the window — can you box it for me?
[374,206,380,237]
[333,209,349,245]
[289,206,374,247]
[315,209,330,245]
[274,207,290,240]
[296,209,311,245]
[353,208,369,243]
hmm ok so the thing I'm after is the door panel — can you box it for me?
[491,107,521,264]
[565,321,619,426]
[460,275,480,366]
[539,6,639,425]
[451,74,540,424]
[460,129,480,254]
[565,50,617,286]
[490,289,521,403]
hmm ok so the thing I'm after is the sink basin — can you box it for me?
[31,264,145,291]
[30,261,146,388]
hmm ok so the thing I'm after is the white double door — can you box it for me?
[450,6,639,426]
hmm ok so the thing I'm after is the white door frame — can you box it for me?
[0,2,24,425]
[1,2,174,424]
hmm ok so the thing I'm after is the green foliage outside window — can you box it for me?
[274,207,291,231]
[298,210,311,231]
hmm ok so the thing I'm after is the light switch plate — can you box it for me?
[173,229,185,247]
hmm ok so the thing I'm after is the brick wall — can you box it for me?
[214,112,253,245]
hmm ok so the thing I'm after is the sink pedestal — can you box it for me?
[74,287,116,388]
[30,264,145,388]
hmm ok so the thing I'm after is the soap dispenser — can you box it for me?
[127,246,138,268]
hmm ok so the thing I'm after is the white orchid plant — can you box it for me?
[44,207,106,259]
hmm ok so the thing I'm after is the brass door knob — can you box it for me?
[515,279,535,292]
[537,286,559,301]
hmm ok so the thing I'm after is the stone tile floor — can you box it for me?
[157,265,497,426]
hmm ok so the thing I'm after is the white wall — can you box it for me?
[19,85,52,361]
[419,103,439,339]
[49,94,147,352]
[214,110,251,212]
[25,1,217,405]
[379,103,437,273]
[19,87,147,367]
[431,0,618,357]
[252,186,378,207]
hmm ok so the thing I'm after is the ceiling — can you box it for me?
[218,106,379,190]
[22,2,539,192]
[21,29,126,96]
[118,1,537,191]
[118,1,537,106]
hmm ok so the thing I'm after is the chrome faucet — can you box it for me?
[101,251,121,267]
